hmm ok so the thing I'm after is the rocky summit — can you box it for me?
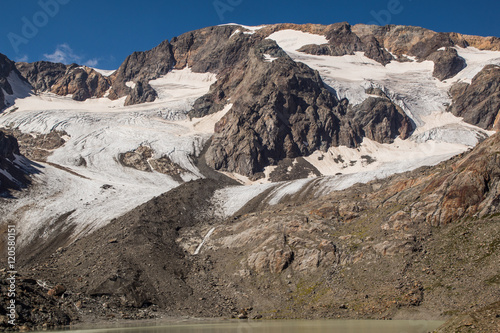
[0,22,499,331]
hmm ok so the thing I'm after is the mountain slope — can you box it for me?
[6,23,499,177]
[0,21,499,330]
[20,132,500,325]
[1,22,499,252]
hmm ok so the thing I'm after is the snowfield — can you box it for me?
[1,28,500,247]
[0,68,218,246]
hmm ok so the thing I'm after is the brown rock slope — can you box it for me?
[18,133,500,326]
[16,62,111,101]
[433,301,499,333]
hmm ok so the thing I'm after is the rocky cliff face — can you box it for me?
[0,54,16,110]
[345,97,413,144]
[0,53,28,110]
[352,24,499,81]
[0,131,30,195]
[258,23,495,81]
[448,64,500,130]
[199,37,346,176]
[427,47,466,81]
[16,62,111,101]
[173,27,413,176]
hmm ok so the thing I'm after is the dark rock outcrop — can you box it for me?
[118,145,186,178]
[0,54,16,110]
[0,53,30,110]
[171,25,247,73]
[345,97,413,144]
[185,27,265,118]
[0,272,77,330]
[16,62,111,101]
[427,47,466,81]
[448,65,500,129]
[0,131,19,159]
[0,128,68,162]
[0,131,30,194]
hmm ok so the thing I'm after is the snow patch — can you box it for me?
[304,137,471,177]
[194,227,215,255]
[148,68,216,104]
[92,68,116,76]
[125,81,136,89]
[263,54,278,62]
[211,183,275,217]
[267,30,328,51]
[221,23,267,33]
[266,178,312,205]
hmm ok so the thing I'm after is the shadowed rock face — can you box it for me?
[0,131,19,160]
[16,61,111,101]
[345,97,413,144]
[427,47,466,81]
[448,65,500,130]
[0,53,24,110]
[0,131,29,194]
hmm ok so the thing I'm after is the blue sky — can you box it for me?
[0,0,499,70]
